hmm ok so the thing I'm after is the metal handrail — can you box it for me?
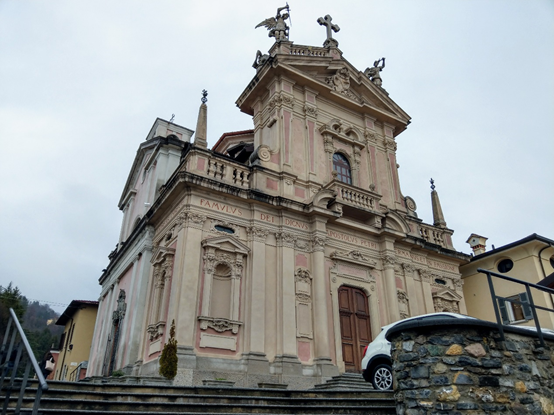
[1,308,48,415]
[477,268,554,347]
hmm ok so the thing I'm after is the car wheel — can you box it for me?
[371,363,392,390]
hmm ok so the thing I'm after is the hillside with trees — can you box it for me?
[1,282,63,361]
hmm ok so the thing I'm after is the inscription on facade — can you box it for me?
[199,198,244,216]
[395,248,457,272]
[395,249,426,265]
[259,213,276,223]
[327,230,378,250]
[284,218,309,230]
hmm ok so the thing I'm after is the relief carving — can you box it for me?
[304,105,318,118]
[312,236,327,251]
[198,317,242,334]
[246,226,269,242]
[382,254,396,268]
[330,250,377,268]
[276,231,297,248]
[397,290,409,320]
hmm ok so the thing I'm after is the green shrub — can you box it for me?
[111,370,125,377]
[159,320,178,379]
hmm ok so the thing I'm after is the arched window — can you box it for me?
[333,153,352,184]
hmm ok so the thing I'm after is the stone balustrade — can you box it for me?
[325,181,380,212]
[419,224,445,247]
[289,46,328,57]
[387,319,554,415]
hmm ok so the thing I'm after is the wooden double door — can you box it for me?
[338,286,372,372]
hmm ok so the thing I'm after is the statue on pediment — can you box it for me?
[327,67,350,94]
[365,58,386,87]
[256,5,290,41]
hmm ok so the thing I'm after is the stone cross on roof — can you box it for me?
[317,14,340,47]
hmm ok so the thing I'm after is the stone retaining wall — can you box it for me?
[388,321,554,414]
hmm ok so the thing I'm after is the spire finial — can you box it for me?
[194,89,208,148]
[430,178,446,228]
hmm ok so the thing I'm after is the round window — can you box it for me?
[497,258,514,273]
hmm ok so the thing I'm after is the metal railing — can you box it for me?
[1,308,48,415]
[478,268,554,347]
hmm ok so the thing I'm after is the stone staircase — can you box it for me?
[2,376,396,414]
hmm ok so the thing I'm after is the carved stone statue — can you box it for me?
[256,6,290,41]
[327,67,350,93]
[364,58,386,87]
[252,50,270,70]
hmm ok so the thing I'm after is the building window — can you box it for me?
[332,153,352,184]
[214,225,235,234]
[498,292,532,324]
[497,258,513,273]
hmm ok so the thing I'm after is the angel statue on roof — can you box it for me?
[256,5,290,41]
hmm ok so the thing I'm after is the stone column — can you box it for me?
[241,226,270,373]
[273,232,301,375]
[169,212,205,369]
[311,235,336,377]
[382,253,400,324]
[130,251,153,376]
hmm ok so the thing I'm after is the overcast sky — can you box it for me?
[1,0,552,314]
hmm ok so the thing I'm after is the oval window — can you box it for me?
[215,225,235,234]
[497,259,514,273]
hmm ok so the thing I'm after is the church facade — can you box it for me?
[87,11,469,387]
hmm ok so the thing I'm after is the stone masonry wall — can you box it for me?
[389,324,554,415]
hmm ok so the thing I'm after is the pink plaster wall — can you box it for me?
[294,187,305,199]
[266,178,278,191]
[376,151,392,206]
[297,340,311,362]
[283,111,291,164]
[197,157,206,172]
[389,153,400,203]
[295,254,308,268]
[307,120,315,172]
[291,118,305,177]
[396,276,404,290]
[368,146,378,192]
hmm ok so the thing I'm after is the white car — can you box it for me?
[361,312,476,390]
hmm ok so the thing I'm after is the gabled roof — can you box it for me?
[118,118,193,209]
[56,300,99,326]
[236,42,411,136]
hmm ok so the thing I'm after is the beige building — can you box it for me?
[87,10,470,387]
[55,300,98,381]
[461,234,554,329]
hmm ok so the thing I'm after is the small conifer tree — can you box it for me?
[159,319,178,379]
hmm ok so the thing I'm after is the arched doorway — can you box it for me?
[338,286,372,372]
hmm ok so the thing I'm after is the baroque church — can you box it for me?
[87,8,469,388]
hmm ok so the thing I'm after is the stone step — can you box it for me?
[312,373,374,391]
[2,379,396,414]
